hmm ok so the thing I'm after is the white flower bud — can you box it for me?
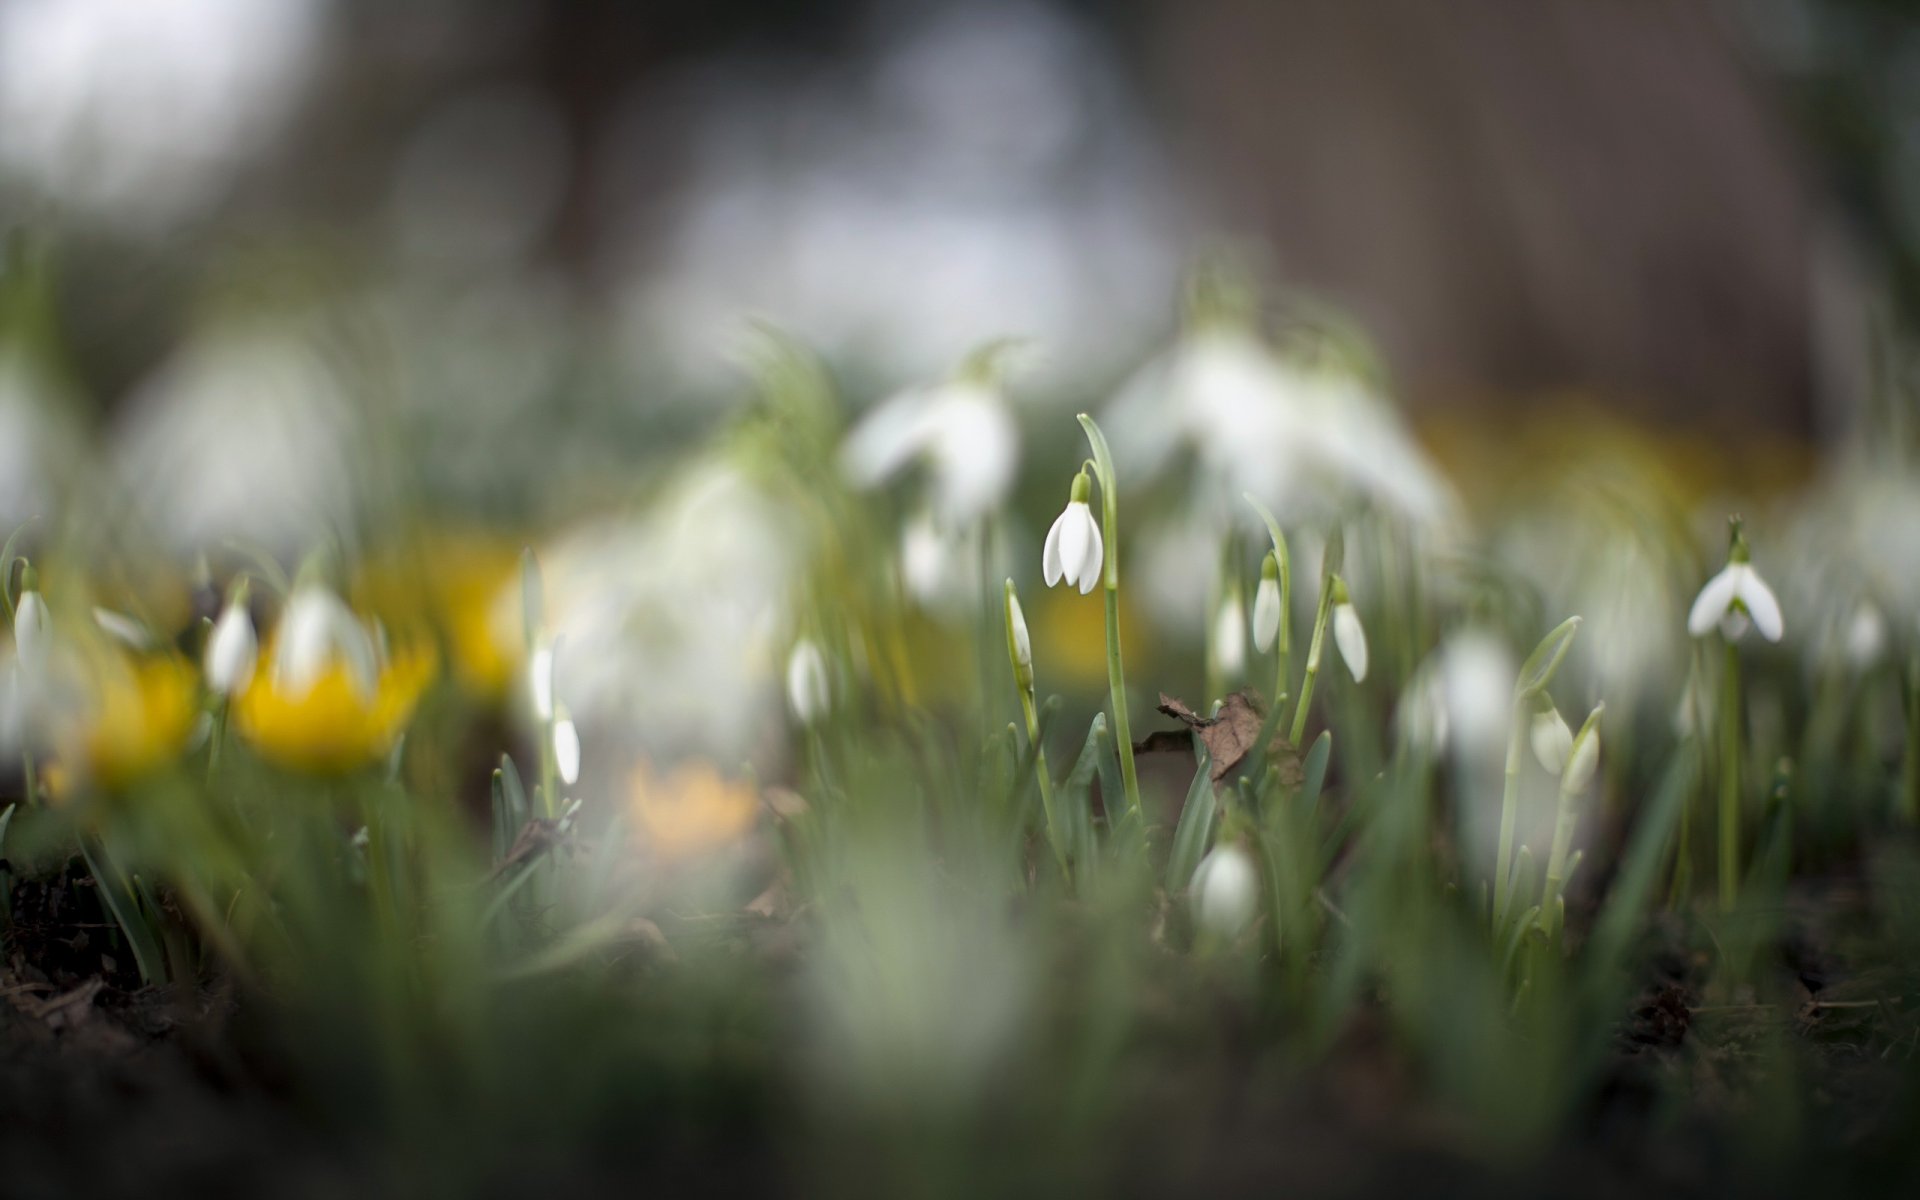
[1251,560,1282,653]
[1191,843,1260,938]
[1211,588,1247,681]
[786,638,831,726]
[204,600,258,696]
[13,589,48,672]
[1331,601,1368,683]
[553,715,580,786]
[1563,725,1601,792]
[1530,706,1574,775]
[1005,586,1033,692]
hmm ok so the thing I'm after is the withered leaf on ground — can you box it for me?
[1155,691,1304,786]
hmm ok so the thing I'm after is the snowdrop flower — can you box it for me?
[1687,523,1783,643]
[529,638,557,721]
[1563,719,1601,792]
[1210,586,1247,681]
[203,593,257,696]
[786,638,831,726]
[1330,579,1368,683]
[274,584,378,699]
[1844,601,1887,671]
[93,608,154,651]
[1042,472,1103,595]
[1005,587,1033,692]
[1251,552,1282,653]
[13,579,48,673]
[553,712,580,786]
[1191,843,1260,938]
[1530,703,1575,776]
[840,376,1019,525]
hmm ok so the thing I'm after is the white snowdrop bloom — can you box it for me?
[273,585,377,700]
[1530,706,1575,776]
[92,608,154,651]
[203,599,257,696]
[1331,599,1368,683]
[1688,547,1783,644]
[786,639,831,726]
[112,328,358,556]
[1440,632,1515,756]
[1042,479,1103,595]
[529,639,557,722]
[1105,329,1455,529]
[13,588,49,673]
[900,513,953,607]
[1251,555,1282,654]
[1844,601,1887,671]
[1211,588,1247,681]
[552,715,580,787]
[1191,843,1260,938]
[841,379,1019,525]
[1563,724,1601,793]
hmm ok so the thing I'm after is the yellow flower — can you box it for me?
[49,653,198,794]
[627,759,760,861]
[233,585,438,774]
[352,533,523,698]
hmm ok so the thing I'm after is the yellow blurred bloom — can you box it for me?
[235,643,436,775]
[49,653,198,794]
[352,533,523,698]
[627,759,760,861]
[1032,585,1145,688]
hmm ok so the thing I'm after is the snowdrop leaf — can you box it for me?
[1165,754,1217,893]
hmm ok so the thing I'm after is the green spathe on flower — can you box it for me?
[1687,519,1783,643]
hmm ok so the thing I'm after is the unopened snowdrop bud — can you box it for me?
[530,639,557,721]
[1563,710,1602,792]
[1845,601,1887,671]
[1191,842,1260,938]
[94,608,154,650]
[1252,552,1282,653]
[1041,472,1103,595]
[205,591,258,696]
[1530,701,1575,776]
[786,638,831,726]
[1330,577,1368,683]
[1004,582,1033,694]
[553,712,580,787]
[13,567,47,673]
[1686,520,1783,643]
[1211,587,1247,681]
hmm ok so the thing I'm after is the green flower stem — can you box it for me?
[1287,569,1336,748]
[1718,639,1742,912]
[1077,415,1141,828]
[1006,580,1065,878]
[1491,699,1526,932]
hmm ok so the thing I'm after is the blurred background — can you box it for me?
[3,0,1914,447]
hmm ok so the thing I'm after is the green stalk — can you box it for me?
[1491,699,1525,931]
[1718,640,1742,912]
[1077,415,1141,827]
[1540,706,1603,938]
[1287,569,1337,748]
[1005,580,1065,878]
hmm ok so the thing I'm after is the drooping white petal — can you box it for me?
[1042,511,1066,587]
[552,717,580,786]
[1734,566,1784,643]
[1846,602,1887,670]
[1191,843,1259,938]
[274,586,376,698]
[924,384,1019,524]
[839,389,934,491]
[1251,575,1281,653]
[786,639,830,726]
[1075,510,1103,595]
[12,590,47,672]
[1058,502,1092,588]
[1686,564,1741,637]
[93,608,153,650]
[1530,708,1574,775]
[1332,602,1368,683]
[204,601,258,696]
[1211,591,1247,680]
[530,640,556,720]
